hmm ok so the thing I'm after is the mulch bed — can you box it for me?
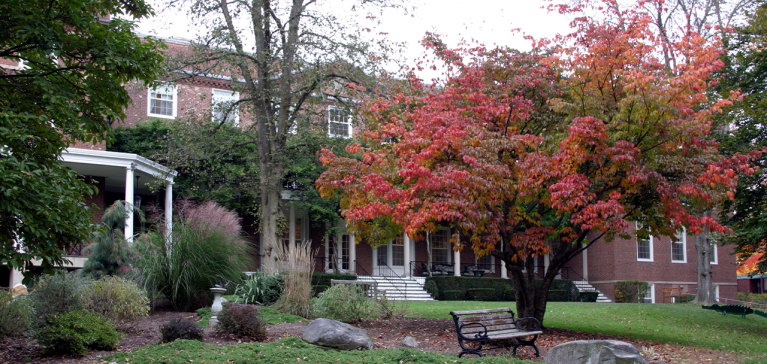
[0,310,745,363]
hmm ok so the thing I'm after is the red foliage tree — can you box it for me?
[316,0,758,322]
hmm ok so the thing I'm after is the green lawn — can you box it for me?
[103,336,532,364]
[406,301,767,361]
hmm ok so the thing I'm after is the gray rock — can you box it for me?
[544,340,646,364]
[401,335,418,348]
[302,318,374,350]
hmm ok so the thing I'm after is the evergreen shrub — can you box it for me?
[311,284,375,323]
[0,292,32,338]
[34,309,122,355]
[614,281,648,303]
[442,290,464,300]
[467,288,495,301]
[579,291,599,302]
[215,304,267,341]
[310,273,356,296]
[28,271,85,326]
[160,318,204,343]
[81,276,149,331]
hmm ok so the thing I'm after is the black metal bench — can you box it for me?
[449,307,542,358]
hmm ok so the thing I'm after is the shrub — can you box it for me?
[579,291,599,302]
[28,271,85,326]
[426,276,577,301]
[467,288,495,301]
[81,276,149,331]
[160,318,204,343]
[547,290,570,302]
[82,201,136,279]
[424,280,439,298]
[311,283,376,323]
[0,292,32,338]
[745,293,767,305]
[235,272,282,305]
[133,200,253,311]
[503,288,516,301]
[34,309,122,355]
[215,304,267,341]
[310,272,356,296]
[442,290,464,300]
[615,281,648,303]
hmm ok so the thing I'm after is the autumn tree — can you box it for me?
[0,0,164,277]
[317,0,758,321]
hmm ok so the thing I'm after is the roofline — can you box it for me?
[62,148,177,181]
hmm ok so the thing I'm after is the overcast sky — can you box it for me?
[134,0,574,79]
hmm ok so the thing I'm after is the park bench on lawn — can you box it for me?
[450,307,543,358]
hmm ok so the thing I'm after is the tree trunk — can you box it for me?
[694,227,715,304]
[259,156,284,274]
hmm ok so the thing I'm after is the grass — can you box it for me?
[103,336,533,364]
[406,301,767,362]
[196,306,306,327]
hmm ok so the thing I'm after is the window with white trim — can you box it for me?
[431,228,450,264]
[710,244,718,265]
[212,89,240,126]
[328,106,352,138]
[476,255,495,273]
[636,223,653,262]
[147,83,177,119]
[671,228,686,263]
[642,283,655,303]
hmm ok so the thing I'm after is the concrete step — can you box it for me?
[573,280,612,303]
[356,275,434,301]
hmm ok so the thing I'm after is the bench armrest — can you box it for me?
[457,322,490,342]
[515,317,542,332]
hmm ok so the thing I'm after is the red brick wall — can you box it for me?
[84,176,106,225]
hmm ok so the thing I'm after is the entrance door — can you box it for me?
[327,234,350,273]
[374,235,405,276]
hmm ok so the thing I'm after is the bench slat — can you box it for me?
[487,330,543,339]
[459,317,515,326]
[458,313,514,322]
[461,323,518,334]
[451,308,512,316]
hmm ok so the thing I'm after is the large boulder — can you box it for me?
[302,318,374,350]
[544,340,646,364]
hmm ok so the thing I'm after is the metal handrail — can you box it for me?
[376,259,408,299]
[716,297,767,310]
[560,267,586,282]
[354,260,372,277]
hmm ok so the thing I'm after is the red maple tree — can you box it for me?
[316,0,758,321]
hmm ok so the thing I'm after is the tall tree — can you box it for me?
[0,0,164,277]
[317,0,758,322]
[161,0,401,271]
[717,1,767,275]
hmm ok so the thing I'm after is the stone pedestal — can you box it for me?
[208,287,227,328]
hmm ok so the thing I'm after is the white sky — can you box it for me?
[134,0,574,79]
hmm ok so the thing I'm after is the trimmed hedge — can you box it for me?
[443,290,464,300]
[467,288,495,301]
[579,291,599,302]
[310,273,356,296]
[426,276,579,302]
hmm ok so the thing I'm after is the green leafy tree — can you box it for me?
[0,0,164,277]
[717,2,767,274]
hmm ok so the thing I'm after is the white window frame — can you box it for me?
[636,223,654,262]
[328,105,352,138]
[671,228,687,263]
[211,88,240,126]
[710,244,718,265]
[147,83,178,119]
[476,254,495,273]
[643,283,655,303]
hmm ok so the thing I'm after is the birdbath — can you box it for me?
[209,287,227,327]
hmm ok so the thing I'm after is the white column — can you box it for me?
[288,204,296,248]
[453,240,461,277]
[324,228,330,272]
[165,181,173,241]
[501,241,508,278]
[349,233,356,274]
[124,164,135,242]
[403,234,411,277]
[9,267,24,288]
[582,247,589,281]
[543,253,550,275]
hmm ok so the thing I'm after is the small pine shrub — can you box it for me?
[424,280,439,298]
[0,292,32,338]
[34,309,122,355]
[29,271,85,326]
[81,276,150,331]
[215,304,267,341]
[311,284,375,323]
[160,318,204,343]
[235,272,282,305]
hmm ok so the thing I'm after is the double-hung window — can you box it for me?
[212,89,240,126]
[431,228,450,264]
[709,244,718,265]
[671,228,686,263]
[328,106,352,138]
[636,223,653,262]
[148,83,177,119]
